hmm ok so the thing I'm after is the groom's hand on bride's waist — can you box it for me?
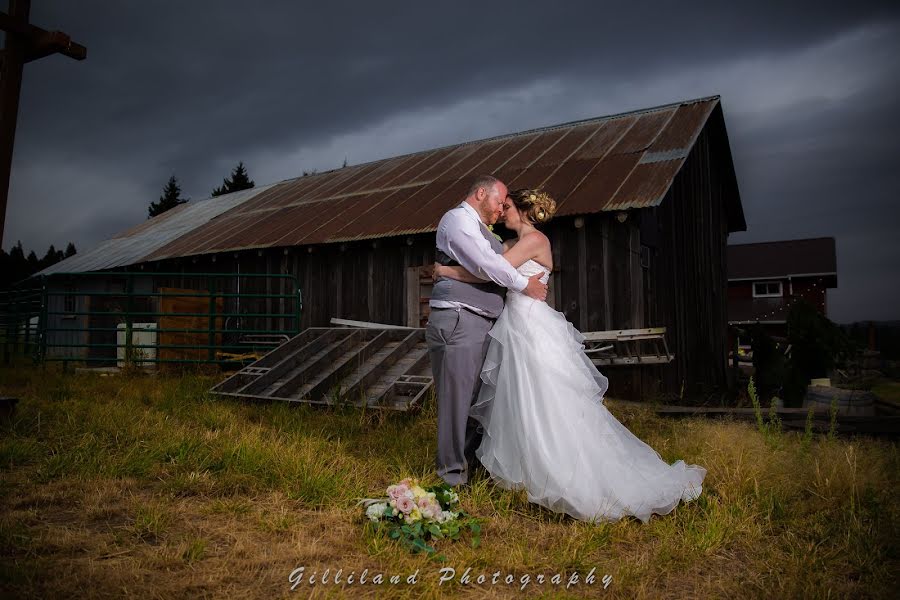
[523,272,548,302]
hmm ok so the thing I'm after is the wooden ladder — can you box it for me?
[581,327,674,366]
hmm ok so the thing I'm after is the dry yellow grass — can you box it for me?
[1,362,897,598]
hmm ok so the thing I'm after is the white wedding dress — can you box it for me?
[471,259,706,523]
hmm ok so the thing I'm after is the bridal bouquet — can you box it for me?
[358,478,481,555]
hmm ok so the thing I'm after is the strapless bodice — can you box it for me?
[515,259,551,285]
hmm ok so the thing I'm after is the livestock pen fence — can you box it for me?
[1,271,302,369]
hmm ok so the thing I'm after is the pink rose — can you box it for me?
[387,484,409,501]
[418,497,440,520]
[395,496,415,515]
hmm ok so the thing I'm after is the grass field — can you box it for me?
[1,362,898,599]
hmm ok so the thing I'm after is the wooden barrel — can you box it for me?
[803,385,876,416]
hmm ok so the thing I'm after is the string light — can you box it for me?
[732,277,828,323]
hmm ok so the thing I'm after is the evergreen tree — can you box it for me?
[782,300,854,405]
[148,175,188,218]
[5,242,27,285]
[40,244,58,270]
[1,241,79,288]
[211,161,255,197]
[0,248,8,288]
[26,250,39,272]
[9,240,24,264]
[749,324,785,401]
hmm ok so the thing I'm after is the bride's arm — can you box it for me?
[499,232,546,268]
[434,236,545,282]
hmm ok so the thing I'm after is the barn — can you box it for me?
[32,95,746,401]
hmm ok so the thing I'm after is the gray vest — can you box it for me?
[431,219,507,318]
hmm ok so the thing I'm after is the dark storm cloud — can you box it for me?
[726,69,900,322]
[18,2,899,155]
[5,1,900,321]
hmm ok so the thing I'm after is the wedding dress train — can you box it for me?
[471,259,706,523]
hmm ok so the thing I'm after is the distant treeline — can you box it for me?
[0,241,76,289]
[842,321,900,360]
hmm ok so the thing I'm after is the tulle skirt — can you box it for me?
[470,294,706,523]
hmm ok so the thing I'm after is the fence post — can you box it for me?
[11,289,20,358]
[2,291,11,364]
[38,277,48,366]
[208,276,216,363]
[122,274,135,368]
[295,284,302,335]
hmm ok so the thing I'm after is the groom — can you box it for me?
[426,174,548,487]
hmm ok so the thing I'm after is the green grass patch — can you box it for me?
[873,381,900,406]
[0,364,897,598]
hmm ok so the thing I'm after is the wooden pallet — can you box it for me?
[210,327,433,411]
[581,327,675,366]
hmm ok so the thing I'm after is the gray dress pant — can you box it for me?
[426,307,494,486]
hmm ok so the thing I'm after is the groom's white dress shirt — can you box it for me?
[430,202,529,317]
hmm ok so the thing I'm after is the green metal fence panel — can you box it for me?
[1,271,303,369]
[0,286,42,364]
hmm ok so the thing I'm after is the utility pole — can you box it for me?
[0,0,86,248]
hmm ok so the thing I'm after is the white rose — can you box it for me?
[437,510,458,523]
[366,502,387,522]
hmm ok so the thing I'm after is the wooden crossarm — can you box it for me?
[0,13,87,62]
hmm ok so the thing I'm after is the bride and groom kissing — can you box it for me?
[425,175,706,523]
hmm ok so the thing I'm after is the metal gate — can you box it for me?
[1,271,302,369]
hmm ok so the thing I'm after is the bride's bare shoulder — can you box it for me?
[521,230,550,249]
[521,231,552,269]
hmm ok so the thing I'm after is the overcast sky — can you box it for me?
[5,1,899,323]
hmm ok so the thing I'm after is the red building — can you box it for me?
[727,237,838,345]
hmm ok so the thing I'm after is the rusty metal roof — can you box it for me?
[44,95,744,272]
[36,184,276,275]
[143,95,741,261]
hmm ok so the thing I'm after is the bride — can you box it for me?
[432,188,706,523]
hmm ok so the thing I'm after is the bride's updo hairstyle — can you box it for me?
[509,188,557,225]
